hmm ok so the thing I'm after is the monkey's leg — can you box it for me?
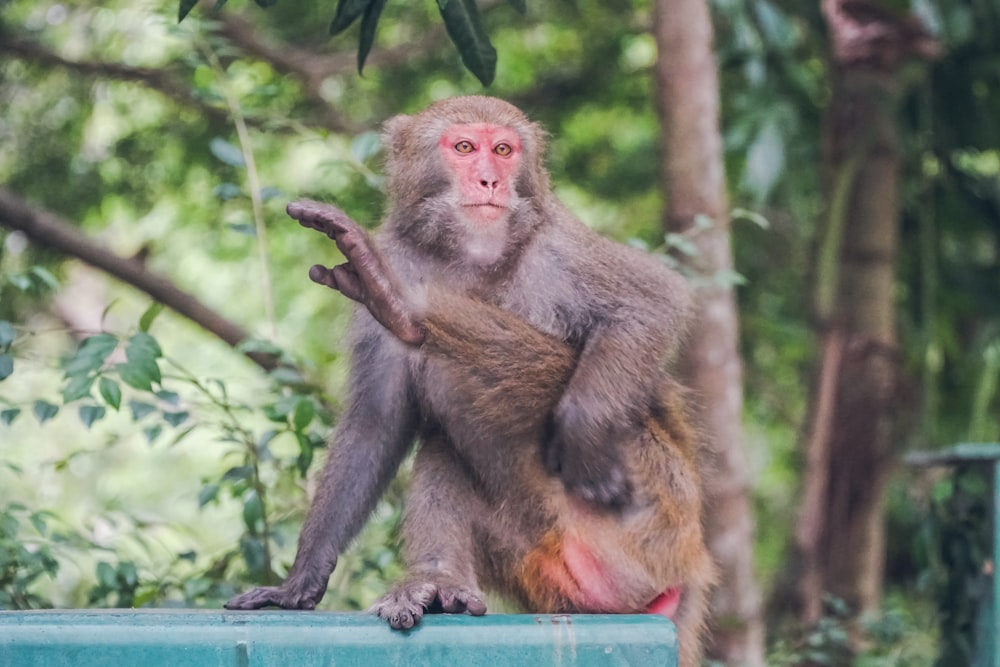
[370,435,488,629]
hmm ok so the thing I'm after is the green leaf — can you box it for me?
[296,432,314,477]
[143,424,163,444]
[209,137,246,168]
[330,0,371,36]
[227,223,257,236]
[254,0,278,7]
[0,321,15,349]
[162,410,190,427]
[32,400,59,425]
[63,334,118,376]
[507,0,527,13]
[178,0,199,22]
[29,266,60,291]
[198,484,220,508]
[62,373,95,402]
[438,0,497,86]
[242,490,264,531]
[127,332,163,360]
[0,353,12,381]
[155,390,180,406]
[259,186,284,202]
[222,465,254,483]
[116,361,156,391]
[96,561,117,588]
[99,377,122,410]
[214,183,243,201]
[292,397,315,431]
[79,405,107,429]
[357,0,388,73]
[129,400,157,420]
[138,302,165,333]
[1,408,21,426]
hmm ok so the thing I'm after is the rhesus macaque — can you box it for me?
[226,97,715,667]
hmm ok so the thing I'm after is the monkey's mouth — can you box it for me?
[464,203,506,209]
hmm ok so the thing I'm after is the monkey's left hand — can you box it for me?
[545,401,633,508]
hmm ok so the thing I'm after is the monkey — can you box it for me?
[225,96,715,667]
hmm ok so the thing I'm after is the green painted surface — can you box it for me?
[0,610,678,666]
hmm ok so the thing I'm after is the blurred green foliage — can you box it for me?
[0,0,998,662]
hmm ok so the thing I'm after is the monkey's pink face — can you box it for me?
[438,123,522,224]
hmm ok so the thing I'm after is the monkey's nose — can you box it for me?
[479,179,499,192]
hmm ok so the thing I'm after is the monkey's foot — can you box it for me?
[224,584,323,611]
[370,579,487,630]
[287,200,426,346]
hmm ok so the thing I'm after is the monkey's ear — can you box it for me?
[382,114,413,154]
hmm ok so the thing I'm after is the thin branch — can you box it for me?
[0,186,280,373]
[0,34,235,124]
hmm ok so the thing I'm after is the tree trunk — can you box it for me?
[794,0,938,630]
[652,2,765,664]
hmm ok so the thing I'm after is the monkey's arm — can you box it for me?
[225,320,417,610]
[547,242,694,507]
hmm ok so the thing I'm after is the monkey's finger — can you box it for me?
[287,200,358,238]
[439,589,487,616]
[331,265,366,302]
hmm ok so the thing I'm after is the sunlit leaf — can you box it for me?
[743,117,786,202]
[139,302,165,333]
[351,131,382,163]
[357,0,388,73]
[29,266,60,291]
[79,405,107,429]
[438,0,497,86]
[209,137,246,168]
[330,0,371,36]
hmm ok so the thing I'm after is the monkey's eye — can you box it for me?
[454,141,475,154]
[493,143,513,157]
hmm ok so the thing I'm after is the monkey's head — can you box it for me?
[382,96,551,267]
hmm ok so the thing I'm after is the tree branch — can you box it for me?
[0,34,240,125]
[0,186,280,372]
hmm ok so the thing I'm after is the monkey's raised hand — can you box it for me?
[287,200,426,346]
